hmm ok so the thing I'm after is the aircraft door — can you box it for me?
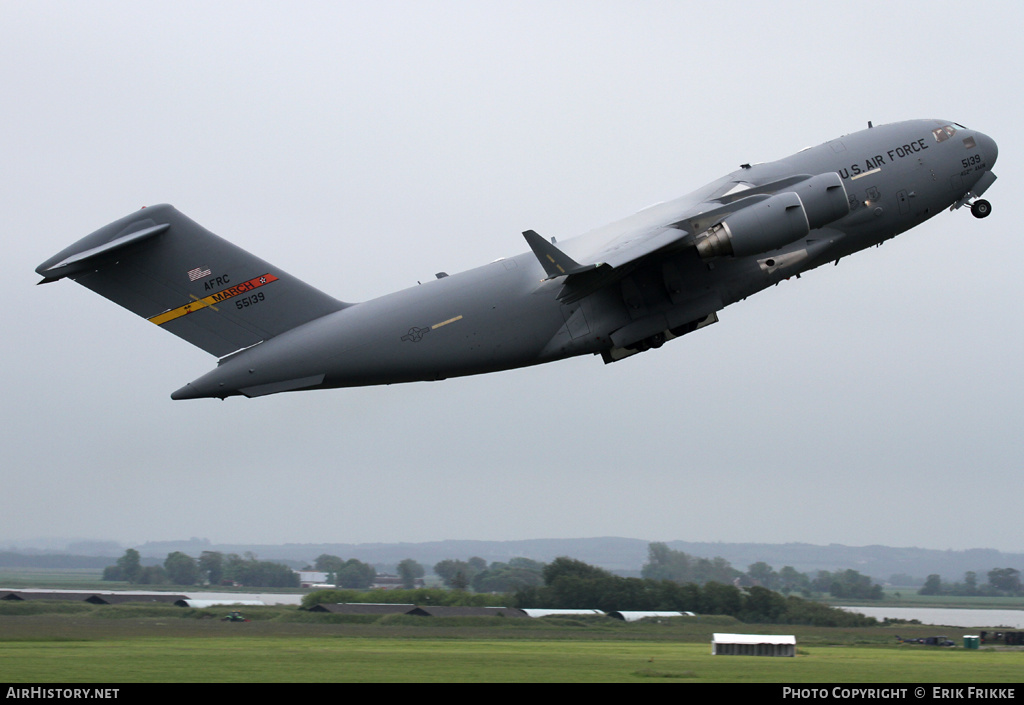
[896,190,910,216]
[560,302,591,340]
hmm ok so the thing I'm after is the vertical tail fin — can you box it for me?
[36,204,349,357]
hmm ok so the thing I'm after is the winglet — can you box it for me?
[522,230,599,280]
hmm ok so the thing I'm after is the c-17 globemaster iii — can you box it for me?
[37,119,998,400]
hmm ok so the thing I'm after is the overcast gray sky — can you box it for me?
[3,1,1021,553]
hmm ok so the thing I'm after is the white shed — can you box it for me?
[520,609,604,618]
[712,633,796,657]
[608,611,695,622]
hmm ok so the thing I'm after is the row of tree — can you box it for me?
[301,555,876,627]
[312,554,546,593]
[100,542,924,600]
[433,557,545,592]
[103,549,431,590]
[642,543,884,599]
[919,568,1022,597]
[102,550,299,588]
[311,555,426,589]
[313,545,886,600]
[312,555,377,589]
[514,557,875,625]
[100,544,886,626]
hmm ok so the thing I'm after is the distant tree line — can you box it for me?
[433,556,545,593]
[312,554,377,589]
[425,544,884,607]
[642,542,741,585]
[642,543,883,600]
[98,541,904,625]
[808,569,884,600]
[510,557,875,626]
[308,555,426,589]
[919,568,1022,597]
[102,549,298,588]
[300,551,876,627]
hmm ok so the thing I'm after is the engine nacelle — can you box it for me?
[696,191,808,258]
[696,172,850,259]
[790,171,850,230]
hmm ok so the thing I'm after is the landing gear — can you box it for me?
[971,199,992,218]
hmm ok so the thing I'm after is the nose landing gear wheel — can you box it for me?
[971,199,992,218]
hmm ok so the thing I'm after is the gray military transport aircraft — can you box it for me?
[37,119,998,400]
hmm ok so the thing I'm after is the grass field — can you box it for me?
[5,635,1022,683]
[0,604,1020,683]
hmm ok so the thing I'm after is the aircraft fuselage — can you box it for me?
[35,119,997,400]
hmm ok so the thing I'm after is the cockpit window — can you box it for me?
[932,124,959,142]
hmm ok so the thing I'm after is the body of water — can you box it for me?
[841,606,1024,629]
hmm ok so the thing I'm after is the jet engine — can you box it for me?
[696,172,849,259]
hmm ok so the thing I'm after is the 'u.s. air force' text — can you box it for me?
[838,137,929,179]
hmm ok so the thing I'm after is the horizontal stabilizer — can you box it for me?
[38,223,170,284]
[522,229,601,279]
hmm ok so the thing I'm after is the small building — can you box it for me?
[297,571,330,588]
[306,603,527,618]
[608,611,695,622]
[307,603,416,615]
[408,606,527,618]
[87,593,187,605]
[520,609,604,618]
[0,590,186,604]
[712,633,796,657]
[0,590,72,598]
[0,590,99,601]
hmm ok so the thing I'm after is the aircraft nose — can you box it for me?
[976,131,998,168]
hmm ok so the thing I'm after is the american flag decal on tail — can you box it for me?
[188,266,212,282]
